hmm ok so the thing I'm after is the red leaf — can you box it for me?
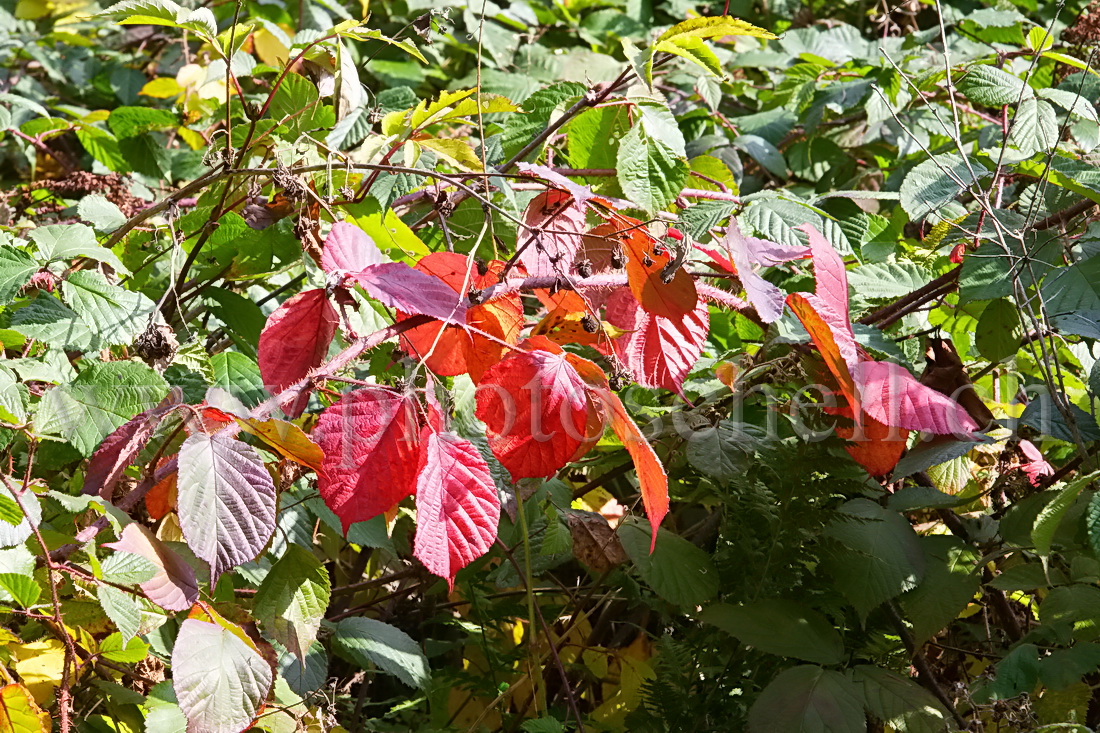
[475,349,591,480]
[84,408,163,499]
[852,360,978,435]
[313,388,423,530]
[105,523,199,612]
[603,215,698,320]
[321,222,383,275]
[413,429,500,590]
[352,262,468,323]
[605,288,709,396]
[398,253,523,381]
[519,190,586,277]
[257,289,338,417]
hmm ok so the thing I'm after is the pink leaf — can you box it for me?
[738,226,809,267]
[321,222,383,275]
[605,288,709,396]
[413,429,500,590]
[258,289,338,417]
[516,163,599,207]
[519,190,586,277]
[475,349,591,480]
[104,523,199,612]
[852,360,978,435]
[313,388,423,530]
[1019,439,1054,486]
[797,224,850,332]
[352,263,468,323]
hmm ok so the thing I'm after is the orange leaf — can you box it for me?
[604,215,697,320]
[786,292,860,413]
[605,391,668,551]
[146,471,177,521]
[835,408,909,477]
[533,307,605,347]
[235,417,324,472]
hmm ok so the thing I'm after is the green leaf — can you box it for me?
[700,600,844,664]
[10,295,102,352]
[0,489,40,549]
[327,103,375,150]
[327,617,430,689]
[77,195,127,233]
[748,665,866,733]
[1041,255,1100,315]
[28,224,128,274]
[99,631,149,663]
[98,0,217,38]
[254,545,330,662]
[61,271,156,346]
[172,616,274,733]
[0,247,39,305]
[685,421,762,481]
[1033,472,1100,557]
[974,298,1022,362]
[898,535,980,646]
[617,518,719,607]
[99,551,157,585]
[98,584,143,643]
[823,499,926,619]
[975,643,1040,701]
[851,665,951,733]
[210,352,267,407]
[847,262,931,300]
[0,365,28,426]
[900,154,981,222]
[957,65,1031,106]
[500,82,586,160]
[0,495,21,526]
[1011,98,1058,156]
[566,106,628,172]
[108,106,178,139]
[0,573,40,608]
[1039,88,1099,123]
[616,123,689,215]
[35,360,168,457]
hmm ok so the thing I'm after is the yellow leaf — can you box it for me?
[10,639,65,705]
[176,126,206,150]
[0,683,50,732]
[417,138,484,172]
[252,28,290,67]
[139,78,183,99]
[14,0,51,20]
[345,199,429,258]
[234,417,324,472]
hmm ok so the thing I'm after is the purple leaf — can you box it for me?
[176,432,277,581]
[104,523,199,612]
[352,263,468,323]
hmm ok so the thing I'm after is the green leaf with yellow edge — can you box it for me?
[653,37,723,80]
[334,22,427,64]
[1034,471,1100,557]
[656,16,777,43]
[99,632,149,663]
[0,683,51,733]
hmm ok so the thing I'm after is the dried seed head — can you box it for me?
[581,314,600,333]
[575,259,593,278]
[611,248,626,269]
[475,258,489,276]
[467,287,485,305]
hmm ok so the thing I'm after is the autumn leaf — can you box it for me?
[83,405,168,499]
[105,523,199,612]
[853,360,978,436]
[313,388,423,530]
[787,292,861,412]
[604,287,709,396]
[257,288,338,418]
[321,221,383,275]
[398,253,522,382]
[600,215,698,320]
[352,262,469,323]
[607,392,668,551]
[520,190,586,277]
[475,349,592,480]
[413,429,501,589]
[834,406,909,477]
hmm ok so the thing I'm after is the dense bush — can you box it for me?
[0,0,1099,730]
